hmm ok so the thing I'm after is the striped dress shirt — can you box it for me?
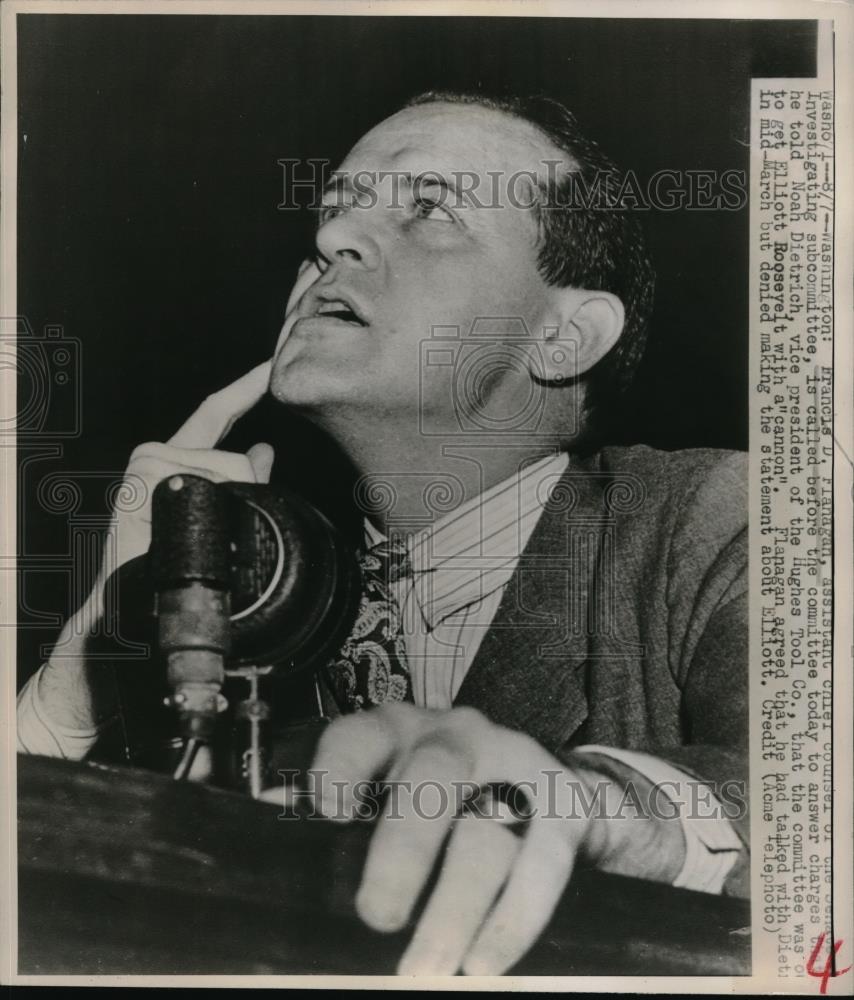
[363,452,569,710]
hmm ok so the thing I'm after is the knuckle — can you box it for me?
[498,728,543,770]
[374,702,420,728]
[447,706,486,730]
[411,728,464,760]
[410,729,471,774]
[125,457,161,478]
[442,706,493,748]
[314,712,370,763]
[128,441,164,464]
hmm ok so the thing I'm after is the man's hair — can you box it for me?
[404,90,655,445]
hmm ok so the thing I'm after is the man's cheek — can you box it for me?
[402,287,479,338]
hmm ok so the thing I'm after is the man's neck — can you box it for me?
[325,416,565,534]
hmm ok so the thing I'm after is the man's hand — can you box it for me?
[39,361,274,733]
[86,359,274,622]
[296,704,685,976]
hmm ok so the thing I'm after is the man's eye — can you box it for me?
[413,198,455,223]
[318,204,347,224]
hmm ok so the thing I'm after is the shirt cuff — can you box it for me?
[573,743,743,894]
[16,666,108,761]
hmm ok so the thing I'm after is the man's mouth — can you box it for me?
[312,297,368,327]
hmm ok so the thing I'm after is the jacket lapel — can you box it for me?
[454,457,605,754]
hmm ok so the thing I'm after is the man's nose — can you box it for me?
[314,210,381,273]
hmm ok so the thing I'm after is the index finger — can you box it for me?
[168,360,272,449]
[311,705,427,816]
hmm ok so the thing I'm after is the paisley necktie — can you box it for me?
[325,538,413,712]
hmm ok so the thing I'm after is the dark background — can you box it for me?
[17,15,817,680]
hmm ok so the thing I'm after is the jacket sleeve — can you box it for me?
[652,452,750,895]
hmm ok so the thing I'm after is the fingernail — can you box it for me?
[462,952,500,977]
[398,947,458,977]
[356,886,408,932]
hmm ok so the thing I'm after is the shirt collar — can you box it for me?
[363,451,569,629]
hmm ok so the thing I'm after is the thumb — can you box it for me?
[246,442,275,484]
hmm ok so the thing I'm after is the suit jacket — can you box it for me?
[454,445,749,890]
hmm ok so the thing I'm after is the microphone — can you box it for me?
[150,474,231,743]
[106,477,361,774]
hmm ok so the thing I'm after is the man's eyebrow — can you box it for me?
[321,172,355,199]
[319,170,470,206]
[412,173,463,202]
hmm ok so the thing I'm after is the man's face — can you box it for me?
[270,103,567,430]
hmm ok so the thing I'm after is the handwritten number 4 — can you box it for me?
[807,934,852,995]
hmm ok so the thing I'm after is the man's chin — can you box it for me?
[269,376,323,413]
[269,362,352,419]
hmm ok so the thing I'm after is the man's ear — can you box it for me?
[535,289,625,383]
